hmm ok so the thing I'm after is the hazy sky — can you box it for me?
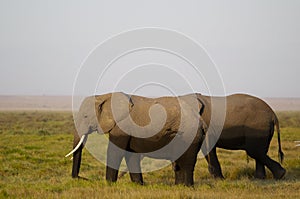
[0,0,299,97]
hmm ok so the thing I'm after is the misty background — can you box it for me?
[1,0,299,97]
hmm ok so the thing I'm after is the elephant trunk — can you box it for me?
[65,134,87,157]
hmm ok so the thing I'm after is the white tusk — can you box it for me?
[65,134,87,157]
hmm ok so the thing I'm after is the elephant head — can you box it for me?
[66,92,133,157]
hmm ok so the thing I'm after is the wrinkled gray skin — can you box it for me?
[198,94,286,179]
[69,92,206,186]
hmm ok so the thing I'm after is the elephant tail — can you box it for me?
[274,115,284,163]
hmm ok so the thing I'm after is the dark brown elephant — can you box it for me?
[66,92,207,186]
[198,93,286,179]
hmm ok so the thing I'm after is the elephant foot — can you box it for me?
[175,174,194,186]
[209,170,224,179]
[129,173,144,185]
[174,169,194,186]
[130,180,144,185]
[273,168,286,180]
[106,166,119,182]
[174,171,185,185]
[137,181,144,185]
[208,165,224,179]
[72,176,89,181]
[184,182,194,187]
[212,174,225,179]
[72,174,78,178]
[254,167,266,179]
[254,173,266,179]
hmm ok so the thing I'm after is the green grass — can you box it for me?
[0,111,300,198]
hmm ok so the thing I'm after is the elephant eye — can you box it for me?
[84,115,88,118]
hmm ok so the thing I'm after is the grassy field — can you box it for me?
[0,111,299,198]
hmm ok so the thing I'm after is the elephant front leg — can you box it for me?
[72,134,83,178]
[205,148,224,179]
[72,144,83,178]
[125,152,144,185]
[106,140,125,183]
[254,160,266,179]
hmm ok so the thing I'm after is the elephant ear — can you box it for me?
[179,94,205,116]
[194,93,205,115]
[199,116,208,134]
[95,92,133,133]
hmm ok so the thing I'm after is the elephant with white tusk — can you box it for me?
[66,92,207,186]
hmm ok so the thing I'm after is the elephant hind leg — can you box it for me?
[175,168,194,186]
[173,161,194,186]
[124,152,144,185]
[173,162,185,185]
[205,147,224,179]
[265,156,286,179]
[254,160,266,179]
[247,150,286,180]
